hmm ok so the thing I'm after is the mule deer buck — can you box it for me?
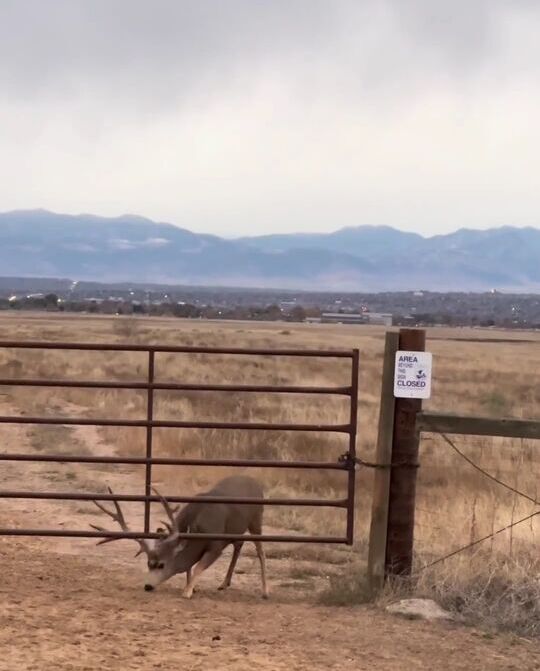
[91,475,269,599]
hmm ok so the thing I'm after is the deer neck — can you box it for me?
[172,540,206,574]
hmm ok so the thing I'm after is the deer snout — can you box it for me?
[144,564,173,591]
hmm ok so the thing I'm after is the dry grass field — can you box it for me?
[0,312,539,669]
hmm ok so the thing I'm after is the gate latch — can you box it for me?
[338,453,362,470]
[338,453,419,470]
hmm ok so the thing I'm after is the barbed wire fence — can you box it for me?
[415,432,539,573]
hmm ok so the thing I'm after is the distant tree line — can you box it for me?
[2,289,540,329]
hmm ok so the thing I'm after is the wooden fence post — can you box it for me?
[367,331,400,594]
[384,328,425,578]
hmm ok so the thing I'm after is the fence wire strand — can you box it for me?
[419,510,540,571]
[417,432,539,572]
[439,433,539,506]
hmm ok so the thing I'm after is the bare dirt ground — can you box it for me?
[3,548,538,671]
[1,400,539,670]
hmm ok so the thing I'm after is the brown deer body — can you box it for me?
[92,475,268,599]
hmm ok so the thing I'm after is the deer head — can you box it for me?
[90,487,185,590]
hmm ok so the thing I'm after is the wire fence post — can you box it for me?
[367,331,400,593]
[384,328,425,578]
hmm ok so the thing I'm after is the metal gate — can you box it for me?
[0,341,359,545]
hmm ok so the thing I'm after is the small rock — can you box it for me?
[386,598,455,622]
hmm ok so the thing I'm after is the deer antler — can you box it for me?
[90,487,151,558]
[152,486,180,529]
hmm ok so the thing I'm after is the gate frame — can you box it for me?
[0,340,359,545]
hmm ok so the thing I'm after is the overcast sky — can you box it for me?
[1,0,540,237]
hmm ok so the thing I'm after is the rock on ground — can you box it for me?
[386,598,455,622]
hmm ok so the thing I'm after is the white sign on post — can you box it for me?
[394,351,432,399]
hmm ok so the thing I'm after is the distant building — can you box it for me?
[320,312,393,326]
[321,312,365,324]
[279,300,297,310]
[366,313,393,326]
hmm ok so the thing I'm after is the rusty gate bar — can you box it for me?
[0,491,347,506]
[0,530,347,543]
[0,378,352,394]
[0,340,359,544]
[144,350,155,534]
[0,341,353,356]
[0,454,346,469]
[346,348,360,544]
[0,416,350,431]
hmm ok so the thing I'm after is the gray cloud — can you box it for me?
[0,1,341,105]
[2,1,537,104]
[1,1,540,236]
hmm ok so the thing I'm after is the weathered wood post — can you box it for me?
[385,328,425,577]
[367,331,399,593]
[368,328,426,592]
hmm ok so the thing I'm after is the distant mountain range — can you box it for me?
[1,209,539,291]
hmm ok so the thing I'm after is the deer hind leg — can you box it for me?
[249,518,268,599]
[182,546,223,600]
[218,541,243,591]
[254,541,269,599]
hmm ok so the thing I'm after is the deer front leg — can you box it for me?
[182,548,222,599]
[185,567,196,592]
[218,541,243,591]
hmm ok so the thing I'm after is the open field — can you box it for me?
[0,312,539,668]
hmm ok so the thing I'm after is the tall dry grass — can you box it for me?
[0,313,539,634]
